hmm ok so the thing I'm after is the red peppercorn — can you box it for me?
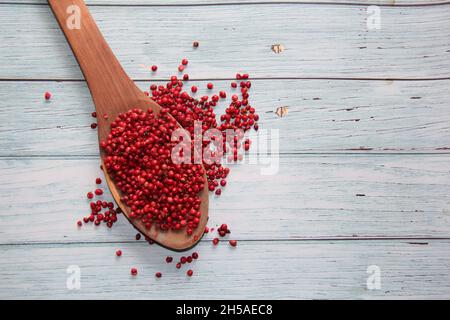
[219,91,227,99]
[178,65,185,72]
[91,111,97,118]
[204,227,209,234]
[77,220,82,227]
[183,74,189,81]
[87,192,94,199]
[187,256,193,263]
[151,65,158,72]
[193,41,199,48]
[44,91,52,100]
[131,268,138,276]
[116,250,122,257]
[220,179,227,187]
[94,188,103,196]
[181,59,188,66]
[166,256,173,263]
[187,269,193,277]
[191,86,198,93]
[155,272,162,278]
[215,188,222,196]
[207,83,213,90]
[90,123,97,129]
[176,262,182,269]
[180,256,187,264]
[192,252,199,259]
[231,82,237,88]
[95,178,102,184]
[212,238,219,245]
[229,240,237,247]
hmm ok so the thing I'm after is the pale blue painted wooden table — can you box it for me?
[1,0,450,299]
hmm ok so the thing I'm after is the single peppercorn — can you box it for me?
[207,83,213,90]
[44,92,52,100]
[135,233,141,241]
[90,123,97,129]
[193,41,199,48]
[166,256,173,263]
[229,240,237,247]
[116,250,122,257]
[213,238,219,245]
[155,272,162,278]
[131,268,138,276]
[95,178,102,184]
[87,192,94,199]
[94,188,103,196]
[176,262,182,269]
[151,65,158,72]
[191,86,198,93]
[187,269,193,277]
[192,252,199,259]
[77,220,82,227]
[91,111,97,118]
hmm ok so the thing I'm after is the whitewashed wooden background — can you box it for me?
[0,0,450,299]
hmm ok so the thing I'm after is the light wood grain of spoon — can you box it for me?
[48,0,209,251]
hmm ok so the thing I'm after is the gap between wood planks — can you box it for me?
[0,237,440,247]
[1,1,450,8]
[1,77,450,82]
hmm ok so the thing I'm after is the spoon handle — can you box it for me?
[48,0,143,111]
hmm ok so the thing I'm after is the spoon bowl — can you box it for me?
[49,0,209,251]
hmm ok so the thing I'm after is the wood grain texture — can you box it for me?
[1,155,450,243]
[3,0,449,6]
[0,4,449,80]
[1,240,449,299]
[1,80,449,156]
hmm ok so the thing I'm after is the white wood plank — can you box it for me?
[2,0,448,6]
[1,80,449,156]
[0,4,449,79]
[1,155,450,243]
[1,240,449,299]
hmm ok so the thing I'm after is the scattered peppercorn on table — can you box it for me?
[1,0,450,299]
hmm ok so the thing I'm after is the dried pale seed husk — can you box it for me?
[275,106,289,117]
[271,44,284,54]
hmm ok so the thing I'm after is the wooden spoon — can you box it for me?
[48,0,209,251]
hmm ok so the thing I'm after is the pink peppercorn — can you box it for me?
[207,83,213,90]
[151,65,158,72]
[191,86,198,93]
[181,59,188,66]
[87,192,94,199]
[77,220,82,227]
[193,41,199,48]
[192,252,199,259]
[90,123,97,129]
[176,263,182,269]
[94,188,103,196]
[131,268,138,276]
[187,269,193,277]
[213,238,219,245]
[155,272,162,278]
[44,92,52,100]
[229,240,237,247]
[116,250,122,257]
[166,256,173,263]
[178,65,185,72]
[183,74,189,81]
[91,112,97,118]
[95,178,102,184]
